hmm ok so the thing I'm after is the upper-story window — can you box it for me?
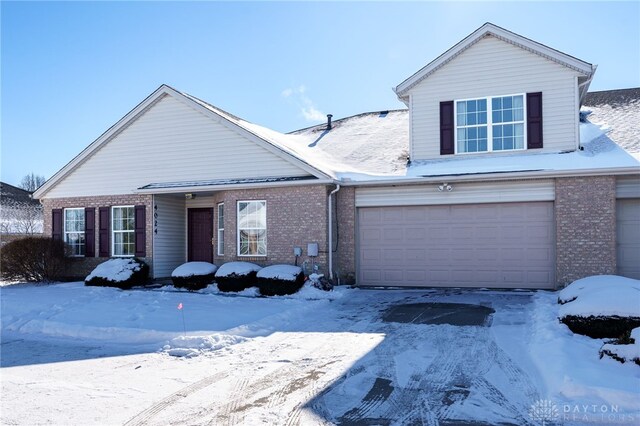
[456,94,525,154]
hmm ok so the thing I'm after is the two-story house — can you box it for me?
[33,23,640,288]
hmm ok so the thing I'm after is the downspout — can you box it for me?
[328,184,341,280]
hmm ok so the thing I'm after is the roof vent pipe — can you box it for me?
[327,114,333,130]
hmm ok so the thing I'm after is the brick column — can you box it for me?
[335,186,356,284]
[555,176,616,286]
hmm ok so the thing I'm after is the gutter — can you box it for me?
[336,166,640,188]
[134,178,335,195]
[327,184,340,281]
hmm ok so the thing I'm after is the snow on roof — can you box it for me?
[182,88,638,183]
[139,176,316,190]
[583,88,640,159]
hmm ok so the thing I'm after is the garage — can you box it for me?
[616,199,640,280]
[357,201,555,289]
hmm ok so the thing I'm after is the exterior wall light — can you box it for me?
[437,183,453,192]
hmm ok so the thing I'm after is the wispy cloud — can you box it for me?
[281,85,325,122]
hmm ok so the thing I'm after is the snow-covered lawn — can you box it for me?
[1,282,639,425]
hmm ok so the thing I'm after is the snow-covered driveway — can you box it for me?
[2,284,638,425]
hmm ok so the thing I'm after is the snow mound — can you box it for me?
[171,262,217,278]
[162,334,248,358]
[86,258,143,283]
[601,328,640,365]
[559,275,640,318]
[215,261,262,277]
[280,282,348,301]
[256,265,302,281]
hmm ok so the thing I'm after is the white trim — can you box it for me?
[217,202,225,256]
[111,205,135,257]
[454,93,527,155]
[395,23,595,99]
[63,207,85,257]
[236,200,267,257]
[34,85,332,199]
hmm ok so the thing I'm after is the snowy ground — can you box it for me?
[1,282,639,425]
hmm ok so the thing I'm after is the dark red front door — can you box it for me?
[188,208,213,262]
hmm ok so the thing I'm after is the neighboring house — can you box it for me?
[1,182,44,244]
[33,23,640,287]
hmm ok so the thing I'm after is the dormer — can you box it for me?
[395,23,596,162]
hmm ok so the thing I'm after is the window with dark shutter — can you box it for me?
[99,207,110,257]
[134,205,146,257]
[440,101,455,155]
[527,92,543,149]
[52,209,63,241]
[85,208,95,257]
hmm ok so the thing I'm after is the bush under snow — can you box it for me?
[85,258,149,289]
[600,327,640,366]
[256,264,305,296]
[214,261,262,293]
[171,262,217,291]
[558,275,640,339]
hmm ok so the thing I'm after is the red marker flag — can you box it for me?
[177,302,183,310]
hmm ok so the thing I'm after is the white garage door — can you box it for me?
[617,199,640,280]
[358,202,555,289]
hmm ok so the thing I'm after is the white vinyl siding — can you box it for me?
[616,175,640,199]
[409,36,581,161]
[152,195,186,278]
[46,95,311,197]
[217,203,224,256]
[64,208,85,256]
[355,179,555,207]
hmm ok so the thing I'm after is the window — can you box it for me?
[237,201,266,256]
[217,203,224,256]
[456,94,525,154]
[64,208,85,256]
[112,206,135,256]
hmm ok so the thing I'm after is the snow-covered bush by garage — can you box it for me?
[171,262,217,291]
[600,327,640,366]
[214,261,261,292]
[85,258,149,289]
[256,264,305,296]
[558,275,640,339]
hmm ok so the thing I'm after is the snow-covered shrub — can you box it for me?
[307,273,333,291]
[171,262,217,291]
[256,265,305,296]
[558,275,640,338]
[600,328,640,366]
[0,236,70,282]
[85,258,149,289]
[214,261,261,292]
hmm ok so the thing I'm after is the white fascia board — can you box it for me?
[394,23,595,99]
[340,167,640,188]
[33,85,172,199]
[163,87,333,181]
[135,178,335,195]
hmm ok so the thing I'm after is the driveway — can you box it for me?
[123,288,544,426]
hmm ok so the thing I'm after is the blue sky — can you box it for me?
[2,1,639,187]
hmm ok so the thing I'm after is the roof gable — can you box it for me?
[394,23,595,101]
[34,86,332,198]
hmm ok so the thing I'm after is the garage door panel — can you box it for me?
[617,199,640,279]
[358,202,555,288]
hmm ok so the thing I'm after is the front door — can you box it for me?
[188,208,214,262]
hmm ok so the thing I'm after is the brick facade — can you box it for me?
[42,194,153,278]
[555,176,617,286]
[334,186,356,284]
[211,185,331,275]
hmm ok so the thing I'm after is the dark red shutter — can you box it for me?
[52,209,63,241]
[440,101,455,155]
[527,92,543,149]
[84,207,95,257]
[134,205,146,257]
[99,207,110,257]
